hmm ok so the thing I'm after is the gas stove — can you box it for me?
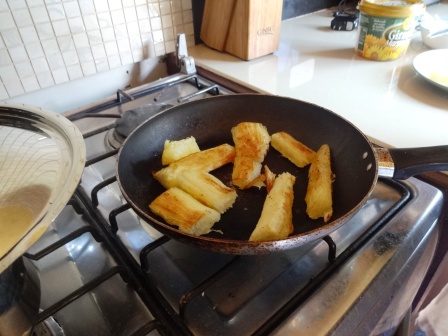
[12,35,448,336]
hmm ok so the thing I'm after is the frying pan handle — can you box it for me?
[381,145,448,180]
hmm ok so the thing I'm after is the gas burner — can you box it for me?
[107,104,172,149]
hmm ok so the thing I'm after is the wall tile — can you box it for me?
[111,9,125,25]
[124,6,137,22]
[52,20,70,37]
[91,43,106,58]
[94,58,109,72]
[113,23,128,39]
[72,32,88,48]
[150,16,161,30]
[62,49,79,65]
[136,5,148,19]
[24,42,45,59]
[148,4,159,17]
[120,50,133,65]
[138,19,150,33]
[5,78,25,96]
[83,14,99,31]
[104,40,118,55]
[41,39,60,56]
[26,0,45,8]
[35,22,55,40]
[107,54,121,68]
[47,53,65,70]
[12,9,34,27]
[15,61,34,78]
[52,67,69,83]
[66,63,83,79]
[63,1,81,18]
[57,36,75,52]
[19,26,39,43]
[0,12,16,30]
[97,12,112,28]
[182,0,192,10]
[171,0,181,13]
[7,1,28,10]
[0,65,19,82]
[159,1,170,15]
[0,50,12,67]
[0,0,194,99]
[122,0,134,8]
[36,71,55,88]
[0,84,7,100]
[30,6,50,24]
[77,46,93,62]
[93,0,108,13]
[127,21,139,36]
[101,26,115,41]
[80,60,96,75]
[108,0,122,11]
[79,0,95,15]
[2,29,23,47]
[87,29,102,45]
[161,14,172,28]
[21,75,40,92]
[31,57,49,73]
[47,3,65,21]
[9,45,28,63]
[68,17,85,34]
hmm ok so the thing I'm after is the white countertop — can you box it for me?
[189,2,448,149]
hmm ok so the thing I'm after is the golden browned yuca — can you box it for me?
[174,170,237,214]
[149,187,221,236]
[271,132,316,168]
[154,144,236,189]
[249,172,296,242]
[305,144,333,222]
[264,165,276,194]
[231,122,270,189]
[161,136,200,165]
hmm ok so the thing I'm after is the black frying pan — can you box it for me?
[116,94,448,254]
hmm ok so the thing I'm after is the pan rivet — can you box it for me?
[363,152,368,159]
[366,163,372,171]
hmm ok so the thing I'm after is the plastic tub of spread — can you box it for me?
[356,0,426,61]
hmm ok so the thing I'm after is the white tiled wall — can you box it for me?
[0,0,194,100]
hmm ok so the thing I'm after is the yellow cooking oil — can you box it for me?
[356,0,426,61]
[0,205,35,258]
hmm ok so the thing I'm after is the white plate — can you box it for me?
[413,49,448,92]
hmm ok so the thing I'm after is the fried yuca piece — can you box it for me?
[264,165,276,193]
[154,144,236,189]
[271,132,316,168]
[174,170,237,214]
[305,144,333,222]
[161,136,200,165]
[231,122,270,189]
[249,172,296,242]
[149,187,220,236]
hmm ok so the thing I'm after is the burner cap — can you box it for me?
[115,104,172,138]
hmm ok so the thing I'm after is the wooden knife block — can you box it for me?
[200,0,283,60]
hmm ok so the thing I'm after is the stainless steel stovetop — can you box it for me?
[19,39,448,336]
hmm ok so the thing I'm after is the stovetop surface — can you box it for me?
[22,72,447,336]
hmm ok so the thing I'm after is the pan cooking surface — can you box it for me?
[117,95,378,253]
